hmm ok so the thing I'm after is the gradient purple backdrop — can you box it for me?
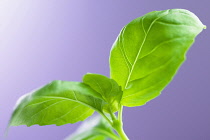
[0,0,209,140]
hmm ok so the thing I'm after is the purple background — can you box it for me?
[1,0,209,140]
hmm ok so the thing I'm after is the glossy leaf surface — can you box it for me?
[83,73,122,112]
[109,9,206,107]
[65,115,118,140]
[9,81,106,126]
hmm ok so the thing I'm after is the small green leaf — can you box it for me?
[9,81,106,126]
[65,115,119,140]
[83,73,122,113]
[109,9,206,107]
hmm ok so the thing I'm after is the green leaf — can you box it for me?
[109,9,206,107]
[83,73,122,113]
[65,115,119,140]
[9,81,106,126]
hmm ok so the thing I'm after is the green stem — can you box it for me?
[98,111,112,126]
[109,107,117,121]
[115,124,129,140]
[118,105,123,122]
[114,105,129,140]
[99,105,129,140]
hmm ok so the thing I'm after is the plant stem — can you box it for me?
[98,111,112,126]
[118,105,123,122]
[99,105,129,140]
[109,107,117,121]
[114,105,129,140]
[115,124,129,140]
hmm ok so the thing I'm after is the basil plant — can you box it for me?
[8,9,206,140]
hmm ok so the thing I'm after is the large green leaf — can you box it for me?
[109,9,206,107]
[65,115,119,140]
[9,81,106,126]
[83,73,122,113]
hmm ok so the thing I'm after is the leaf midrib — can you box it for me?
[123,10,173,90]
[27,95,102,112]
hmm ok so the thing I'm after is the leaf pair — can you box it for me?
[9,74,122,126]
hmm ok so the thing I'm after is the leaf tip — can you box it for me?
[203,25,207,29]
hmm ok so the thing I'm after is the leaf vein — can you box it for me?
[24,98,57,109]
[51,104,83,122]
[124,10,171,89]
[30,99,66,122]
